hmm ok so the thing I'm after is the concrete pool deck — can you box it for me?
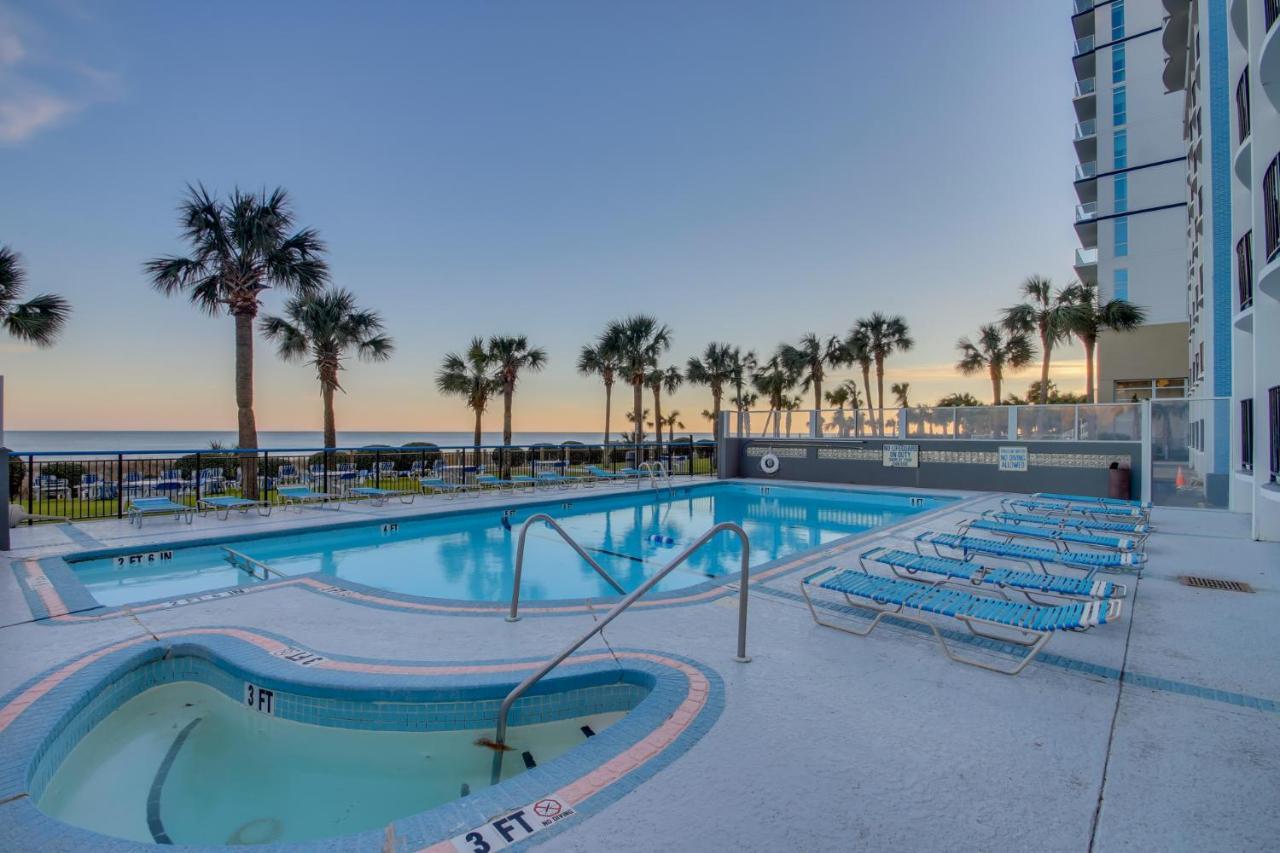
[1,481,1277,852]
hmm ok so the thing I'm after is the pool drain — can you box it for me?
[227,817,283,845]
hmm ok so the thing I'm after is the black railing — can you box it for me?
[1241,398,1254,472]
[1237,230,1254,311]
[1269,386,1280,484]
[1265,154,1280,262]
[1268,0,1280,32]
[1237,69,1251,145]
[6,441,718,524]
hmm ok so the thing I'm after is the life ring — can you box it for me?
[759,452,780,475]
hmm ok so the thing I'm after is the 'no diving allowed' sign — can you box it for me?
[451,797,576,852]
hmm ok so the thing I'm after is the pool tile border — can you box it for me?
[0,628,724,852]
[8,484,972,627]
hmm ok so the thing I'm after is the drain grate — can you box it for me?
[1178,575,1255,593]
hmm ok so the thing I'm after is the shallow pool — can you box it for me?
[71,483,951,606]
[37,680,628,845]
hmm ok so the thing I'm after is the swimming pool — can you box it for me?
[68,483,953,607]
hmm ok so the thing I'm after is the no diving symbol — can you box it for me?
[532,799,562,819]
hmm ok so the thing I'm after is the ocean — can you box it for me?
[2,430,712,455]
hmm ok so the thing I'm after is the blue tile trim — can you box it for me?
[1209,0,1233,405]
[780,585,1279,714]
[0,631,725,852]
[12,483,961,626]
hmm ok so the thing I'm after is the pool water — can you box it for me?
[37,681,625,845]
[72,483,950,606]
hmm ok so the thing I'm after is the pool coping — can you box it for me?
[7,481,975,626]
[0,627,725,852]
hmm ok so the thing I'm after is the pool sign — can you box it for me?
[380,522,399,534]
[113,550,173,568]
[450,796,576,852]
[998,446,1029,472]
[244,682,275,716]
[882,444,919,468]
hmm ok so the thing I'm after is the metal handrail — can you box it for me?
[222,547,283,580]
[636,460,672,492]
[494,521,750,753]
[507,514,625,621]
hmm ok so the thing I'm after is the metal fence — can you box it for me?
[725,403,1145,443]
[5,440,719,524]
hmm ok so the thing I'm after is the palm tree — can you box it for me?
[0,246,71,346]
[854,313,914,434]
[891,382,911,408]
[752,353,800,436]
[435,337,496,448]
[259,289,393,449]
[779,333,845,410]
[646,365,683,455]
[843,328,875,430]
[728,347,758,426]
[1064,281,1147,403]
[486,335,547,448]
[1002,276,1075,405]
[955,323,1035,406]
[577,337,621,448]
[686,342,736,441]
[652,410,685,442]
[145,185,327,497]
[604,316,671,451]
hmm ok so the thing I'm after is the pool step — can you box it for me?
[521,751,536,769]
[580,725,595,739]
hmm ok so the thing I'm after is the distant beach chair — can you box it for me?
[33,475,70,500]
[276,485,340,511]
[801,565,1121,676]
[198,495,271,520]
[419,476,468,498]
[276,464,301,484]
[586,465,637,482]
[347,486,415,507]
[197,467,227,494]
[127,497,194,527]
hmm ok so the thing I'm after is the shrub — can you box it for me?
[7,455,23,499]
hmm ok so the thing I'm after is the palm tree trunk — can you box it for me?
[234,310,259,498]
[1039,331,1052,405]
[1084,337,1096,404]
[711,387,722,441]
[472,407,482,448]
[632,381,643,456]
[813,374,822,412]
[860,365,873,435]
[652,387,663,459]
[875,357,885,436]
[668,420,675,443]
[503,384,513,446]
[321,377,337,450]
[603,381,612,448]
[990,365,1001,407]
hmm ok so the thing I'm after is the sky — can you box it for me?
[1,1,1086,434]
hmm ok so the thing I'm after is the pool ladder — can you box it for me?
[491,520,751,778]
[637,460,674,495]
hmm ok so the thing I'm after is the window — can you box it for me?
[1111,0,1125,40]
[1114,130,1128,169]
[1237,231,1254,311]
[1113,379,1186,402]
[1112,44,1126,84]
[1114,268,1129,301]
[1237,70,1251,145]
[1115,217,1129,256]
[1241,398,1254,472]
[1114,175,1128,213]
[1265,154,1280,261]
[1113,86,1127,127]
[1270,385,1280,483]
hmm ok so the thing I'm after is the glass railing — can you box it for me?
[1074,35,1095,56]
[1074,77,1096,97]
[1076,201,1098,221]
[1073,0,1095,14]
[1074,119,1097,140]
[1075,161,1097,180]
[1075,247,1099,266]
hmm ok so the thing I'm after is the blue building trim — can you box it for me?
[1208,0,1233,472]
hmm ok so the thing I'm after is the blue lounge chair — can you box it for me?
[474,473,510,491]
[801,565,1122,675]
[958,517,1141,553]
[420,476,467,498]
[347,486,414,506]
[915,531,1145,575]
[508,474,538,492]
[586,465,637,482]
[984,510,1149,538]
[276,485,340,511]
[859,546,1126,602]
[1033,492,1149,510]
[127,497,194,527]
[198,496,271,520]
[536,471,581,490]
[1001,497,1151,524]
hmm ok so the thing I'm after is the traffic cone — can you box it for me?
[1175,466,1186,488]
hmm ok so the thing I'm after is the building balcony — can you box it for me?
[1073,0,1094,15]
[1235,135,1252,186]
[1074,119,1096,141]
[1075,161,1097,180]
[1261,15,1280,111]
[1232,0,1248,44]
[1074,247,1099,284]
[1074,78,1097,120]
[1072,0,1095,38]
[1075,201,1098,222]
[1074,77,1095,97]
[1074,35,1095,57]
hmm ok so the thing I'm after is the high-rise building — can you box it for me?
[1164,0,1280,540]
[1072,0,1190,402]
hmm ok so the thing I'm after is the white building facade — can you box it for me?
[1164,0,1280,541]
[1073,0,1190,403]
